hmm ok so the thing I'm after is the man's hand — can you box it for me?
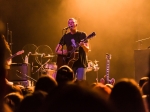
[79,42,90,53]
[7,59,12,65]
[79,41,85,47]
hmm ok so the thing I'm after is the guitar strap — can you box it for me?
[76,31,84,50]
[77,31,83,42]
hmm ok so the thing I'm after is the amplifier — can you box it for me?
[134,49,150,83]
[7,63,31,81]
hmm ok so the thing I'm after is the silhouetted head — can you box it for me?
[43,83,114,112]
[35,75,58,93]
[4,92,24,112]
[56,65,75,85]
[109,78,146,112]
[139,77,149,87]
[17,90,47,112]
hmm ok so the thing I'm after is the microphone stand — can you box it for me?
[9,31,13,52]
[24,74,37,82]
[56,29,68,68]
[93,60,100,83]
[16,70,37,87]
[6,23,13,52]
[6,23,9,42]
[62,29,68,65]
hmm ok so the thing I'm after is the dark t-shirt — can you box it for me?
[59,31,88,68]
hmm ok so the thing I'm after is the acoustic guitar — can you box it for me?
[100,53,115,85]
[57,32,96,69]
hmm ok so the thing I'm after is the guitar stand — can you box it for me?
[93,61,100,83]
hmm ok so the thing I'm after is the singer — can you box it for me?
[55,18,90,81]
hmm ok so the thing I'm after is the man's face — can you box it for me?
[68,19,77,30]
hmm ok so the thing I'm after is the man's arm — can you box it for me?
[55,44,68,55]
[80,42,90,53]
[6,59,12,65]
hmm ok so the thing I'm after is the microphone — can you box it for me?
[63,26,70,30]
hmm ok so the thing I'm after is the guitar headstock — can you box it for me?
[106,53,111,60]
[86,32,96,40]
[16,50,24,55]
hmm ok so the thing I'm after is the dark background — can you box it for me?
[1,0,150,84]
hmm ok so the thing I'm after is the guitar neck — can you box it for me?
[106,59,110,84]
[69,32,95,54]
[7,53,17,60]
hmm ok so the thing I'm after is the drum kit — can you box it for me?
[87,60,99,72]
[87,60,100,83]
[22,44,57,80]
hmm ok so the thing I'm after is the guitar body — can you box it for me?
[100,53,115,85]
[100,76,115,85]
[66,46,79,68]
[67,51,79,68]
[56,55,67,69]
[56,46,79,69]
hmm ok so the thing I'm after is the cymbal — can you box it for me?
[30,53,42,56]
[43,55,55,58]
[30,53,55,57]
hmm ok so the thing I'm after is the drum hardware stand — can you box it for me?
[33,59,50,79]
[16,70,37,87]
[16,70,37,82]
[93,60,100,83]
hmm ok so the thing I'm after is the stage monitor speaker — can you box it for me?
[7,63,31,81]
[134,49,150,83]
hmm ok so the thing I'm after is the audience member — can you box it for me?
[0,33,12,112]
[92,82,112,100]
[21,86,34,97]
[4,92,23,112]
[4,80,23,97]
[109,78,146,112]
[141,81,149,112]
[43,83,115,112]
[34,75,58,93]
[139,77,149,88]
[56,65,75,86]
[105,83,113,89]
[17,90,47,112]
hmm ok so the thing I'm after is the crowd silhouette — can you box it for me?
[0,33,150,112]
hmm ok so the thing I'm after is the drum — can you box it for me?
[42,62,57,79]
[87,60,100,72]
[44,62,57,70]
[86,60,94,72]
[46,69,57,79]
[41,69,57,79]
